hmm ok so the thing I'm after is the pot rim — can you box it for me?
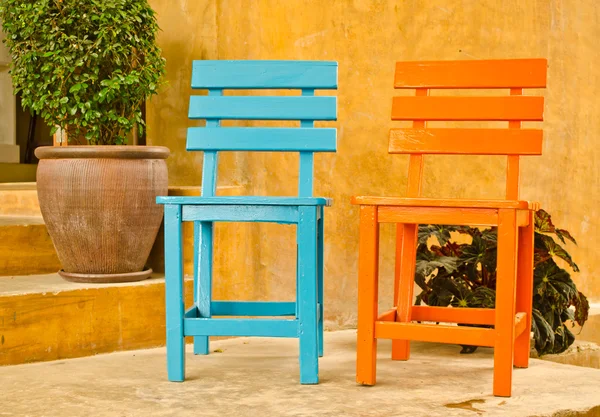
[35,145,170,160]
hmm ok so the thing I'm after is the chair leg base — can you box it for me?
[391,340,410,361]
[193,337,210,355]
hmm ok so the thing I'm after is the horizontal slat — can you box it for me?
[378,206,498,226]
[157,196,330,206]
[211,301,296,316]
[192,60,338,89]
[375,322,495,347]
[351,196,532,209]
[189,96,336,120]
[394,59,547,89]
[389,129,543,155]
[391,96,544,121]
[184,318,298,337]
[187,128,337,152]
[412,306,495,325]
[182,205,298,224]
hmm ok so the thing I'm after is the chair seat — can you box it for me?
[351,196,539,210]
[157,196,331,206]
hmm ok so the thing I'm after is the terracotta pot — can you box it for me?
[34,146,169,283]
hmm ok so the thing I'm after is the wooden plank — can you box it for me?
[375,322,496,347]
[189,96,336,120]
[184,318,298,337]
[164,204,185,381]
[405,88,428,197]
[211,301,296,316]
[356,205,380,385]
[506,88,524,200]
[494,208,519,397]
[200,89,222,198]
[157,196,330,206]
[377,308,397,322]
[378,206,498,226]
[412,305,495,325]
[394,223,418,360]
[195,220,213,354]
[182,205,299,224]
[391,96,544,121]
[394,59,547,89]
[187,127,337,152]
[192,60,338,89]
[317,208,325,357]
[515,210,535,368]
[299,89,316,197]
[389,128,543,155]
[297,206,319,384]
[352,196,531,209]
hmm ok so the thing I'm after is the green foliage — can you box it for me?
[415,209,589,355]
[0,0,166,145]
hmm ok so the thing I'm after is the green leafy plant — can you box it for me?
[0,0,166,145]
[415,209,589,355]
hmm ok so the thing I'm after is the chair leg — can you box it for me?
[317,208,325,357]
[515,210,535,368]
[494,209,519,397]
[194,221,214,355]
[356,205,379,385]
[392,223,404,360]
[393,223,418,361]
[298,206,319,384]
[165,205,185,381]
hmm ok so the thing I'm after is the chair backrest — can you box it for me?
[188,60,338,198]
[390,59,547,200]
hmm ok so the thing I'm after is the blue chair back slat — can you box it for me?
[188,96,336,120]
[187,128,336,152]
[191,60,337,90]
[189,60,338,198]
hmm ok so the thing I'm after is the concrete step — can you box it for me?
[0,214,61,276]
[0,182,41,216]
[2,331,600,416]
[0,272,194,366]
[0,163,37,183]
[0,182,57,276]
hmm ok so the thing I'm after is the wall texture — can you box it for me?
[147,0,600,328]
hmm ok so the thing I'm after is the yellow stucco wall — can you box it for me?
[147,0,600,328]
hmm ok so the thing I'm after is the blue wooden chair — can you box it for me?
[157,60,338,384]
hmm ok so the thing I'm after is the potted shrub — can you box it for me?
[0,0,168,283]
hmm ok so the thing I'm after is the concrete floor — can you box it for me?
[2,330,600,417]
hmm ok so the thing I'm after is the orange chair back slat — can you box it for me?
[394,59,547,89]
[391,96,544,121]
[391,59,548,200]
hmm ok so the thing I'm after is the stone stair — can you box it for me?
[0,182,61,276]
[0,182,255,366]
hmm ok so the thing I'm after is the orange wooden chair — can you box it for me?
[352,59,547,397]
